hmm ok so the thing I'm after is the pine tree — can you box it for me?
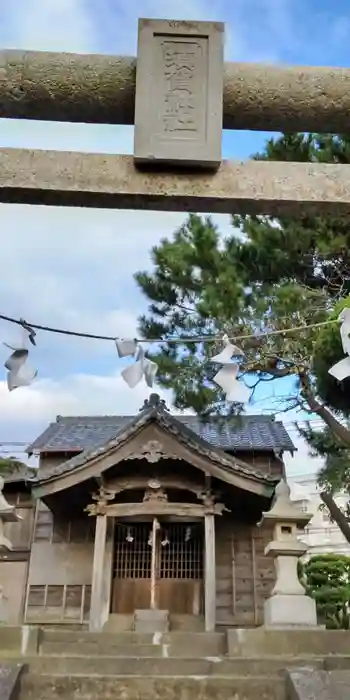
[135,133,350,539]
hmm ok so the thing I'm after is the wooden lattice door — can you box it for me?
[158,523,204,614]
[111,522,203,614]
[111,523,151,613]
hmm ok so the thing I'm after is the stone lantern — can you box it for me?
[0,476,21,623]
[259,479,318,628]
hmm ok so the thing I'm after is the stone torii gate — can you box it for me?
[0,15,339,634]
[0,17,350,214]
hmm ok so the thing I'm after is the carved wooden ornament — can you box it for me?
[85,485,115,516]
[125,440,180,464]
[143,479,168,502]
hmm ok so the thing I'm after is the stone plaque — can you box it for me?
[134,19,224,169]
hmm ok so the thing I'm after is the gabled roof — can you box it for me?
[33,395,279,497]
[27,405,295,456]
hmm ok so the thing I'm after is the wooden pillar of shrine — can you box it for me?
[204,513,216,632]
[89,514,108,633]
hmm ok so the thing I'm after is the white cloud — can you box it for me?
[0,372,171,425]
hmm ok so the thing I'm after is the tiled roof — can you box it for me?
[27,411,295,455]
[33,405,280,490]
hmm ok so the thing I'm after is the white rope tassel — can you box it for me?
[120,343,158,390]
[329,309,350,381]
[115,338,138,358]
[3,329,38,391]
[210,335,250,403]
[210,334,245,363]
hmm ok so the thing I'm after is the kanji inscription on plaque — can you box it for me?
[134,19,224,169]
[161,41,200,134]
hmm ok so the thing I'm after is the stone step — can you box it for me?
[227,627,350,658]
[24,657,229,677]
[170,615,205,631]
[19,672,286,700]
[15,654,324,677]
[324,655,350,670]
[134,609,169,633]
[102,614,133,632]
[103,613,205,633]
[41,643,165,658]
[39,630,226,656]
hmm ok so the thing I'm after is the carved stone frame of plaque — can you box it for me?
[134,18,224,169]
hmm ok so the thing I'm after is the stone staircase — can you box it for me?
[8,628,286,700]
[1,627,350,699]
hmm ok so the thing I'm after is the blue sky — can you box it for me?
[0,0,348,472]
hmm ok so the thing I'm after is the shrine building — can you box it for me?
[1,394,295,633]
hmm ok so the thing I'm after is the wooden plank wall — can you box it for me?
[24,501,95,623]
[216,515,275,626]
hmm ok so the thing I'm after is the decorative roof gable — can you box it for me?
[32,395,280,498]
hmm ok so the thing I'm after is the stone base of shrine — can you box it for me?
[103,613,204,633]
[264,593,318,627]
[227,626,350,657]
[134,609,169,633]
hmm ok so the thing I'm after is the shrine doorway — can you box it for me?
[111,521,204,615]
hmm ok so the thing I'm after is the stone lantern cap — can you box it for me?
[0,476,21,523]
[259,478,313,528]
